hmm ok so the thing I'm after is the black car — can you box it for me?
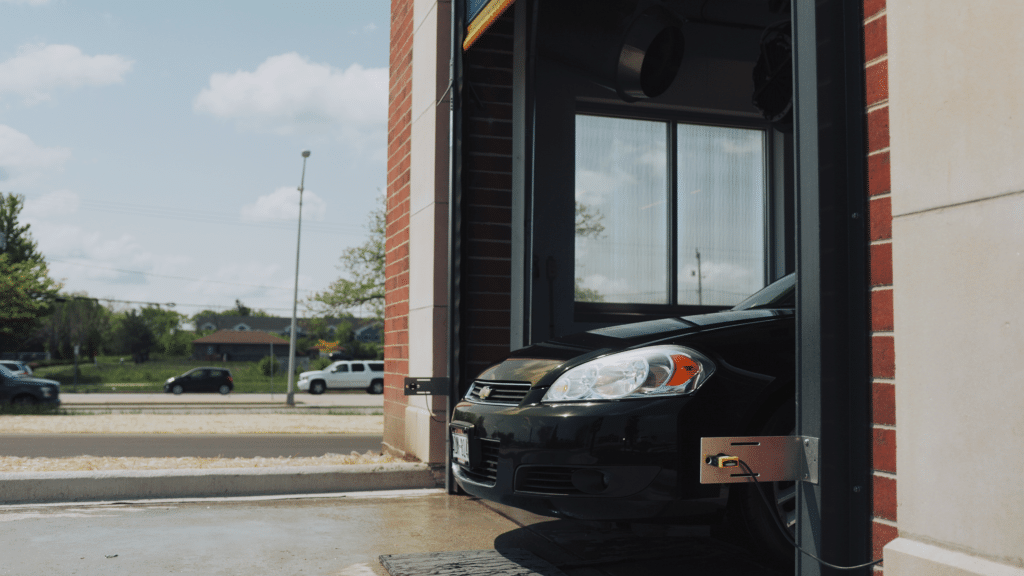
[164,368,234,395]
[0,364,61,406]
[451,274,796,562]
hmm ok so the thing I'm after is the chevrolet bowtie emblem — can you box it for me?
[478,386,493,399]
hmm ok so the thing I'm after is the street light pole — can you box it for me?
[286,150,311,406]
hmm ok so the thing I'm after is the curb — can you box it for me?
[0,462,437,505]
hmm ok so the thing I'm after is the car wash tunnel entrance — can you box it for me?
[387,0,873,574]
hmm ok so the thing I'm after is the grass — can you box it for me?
[0,404,67,415]
[32,354,307,394]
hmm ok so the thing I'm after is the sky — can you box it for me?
[0,0,390,320]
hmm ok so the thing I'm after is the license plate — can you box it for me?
[452,430,470,465]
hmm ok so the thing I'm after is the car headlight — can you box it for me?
[40,386,53,398]
[542,345,715,402]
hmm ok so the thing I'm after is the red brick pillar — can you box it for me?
[384,0,413,454]
[864,1,896,571]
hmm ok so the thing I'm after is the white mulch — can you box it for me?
[0,414,390,473]
[0,452,395,473]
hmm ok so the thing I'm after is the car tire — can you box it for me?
[218,384,231,395]
[11,394,38,406]
[309,381,326,395]
[733,401,797,569]
[172,384,184,395]
[367,379,384,395]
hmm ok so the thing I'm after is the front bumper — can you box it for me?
[451,393,727,521]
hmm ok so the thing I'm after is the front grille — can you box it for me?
[515,466,582,495]
[457,438,500,485]
[466,381,531,405]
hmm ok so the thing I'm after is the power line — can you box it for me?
[49,259,296,292]
[75,199,369,237]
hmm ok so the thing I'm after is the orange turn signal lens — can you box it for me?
[666,354,700,387]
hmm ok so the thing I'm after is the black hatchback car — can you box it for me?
[451,274,796,562]
[164,368,234,395]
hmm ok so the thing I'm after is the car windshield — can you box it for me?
[731,273,796,311]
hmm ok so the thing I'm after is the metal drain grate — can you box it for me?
[380,548,567,576]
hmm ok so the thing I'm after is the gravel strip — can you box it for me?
[0,451,395,473]
[0,414,391,474]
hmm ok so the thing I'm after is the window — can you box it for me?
[574,114,767,309]
[352,364,365,372]
[369,363,384,372]
[335,364,349,373]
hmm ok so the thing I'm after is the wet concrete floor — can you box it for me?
[0,489,783,576]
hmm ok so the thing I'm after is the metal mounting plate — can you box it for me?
[700,435,819,485]
[404,377,450,396]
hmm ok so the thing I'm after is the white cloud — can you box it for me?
[0,125,71,184]
[22,190,80,219]
[194,53,387,137]
[240,186,327,223]
[0,44,133,103]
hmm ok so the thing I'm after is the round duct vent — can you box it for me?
[616,8,685,101]
[752,21,793,125]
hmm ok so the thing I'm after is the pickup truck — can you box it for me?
[297,360,385,394]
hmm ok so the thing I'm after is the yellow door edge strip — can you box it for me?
[463,0,516,51]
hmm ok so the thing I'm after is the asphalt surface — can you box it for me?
[0,490,784,576]
[59,392,384,407]
[0,434,383,458]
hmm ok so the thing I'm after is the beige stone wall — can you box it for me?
[886,1,1024,574]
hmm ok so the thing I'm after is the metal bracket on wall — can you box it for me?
[403,377,451,396]
[699,435,819,485]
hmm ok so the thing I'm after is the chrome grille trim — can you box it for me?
[466,381,531,406]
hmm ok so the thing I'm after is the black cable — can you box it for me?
[736,459,884,571]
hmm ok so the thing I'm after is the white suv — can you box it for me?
[298,360,385,395]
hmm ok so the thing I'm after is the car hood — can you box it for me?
[15,376,60,387]
[476,308,792,385]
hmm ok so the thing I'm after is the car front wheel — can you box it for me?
[172,384,184,395]
[367,380,384,395]
[218,384,231,395]
[309,381,326,395]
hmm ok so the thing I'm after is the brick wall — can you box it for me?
[384,0,413,450]
[864,1,895,571]
[458,12,515,388]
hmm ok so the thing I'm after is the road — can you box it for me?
[59,392,384,406]
[0,434,383,458]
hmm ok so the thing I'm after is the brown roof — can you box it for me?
[192,330,290,345]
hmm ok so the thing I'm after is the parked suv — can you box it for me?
[0,365,60,406]
[298,360,384,394]
[0,361,33,377]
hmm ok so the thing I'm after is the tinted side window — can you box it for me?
[369,363,384,372]
[336,365,349,373]
[352,364,365,372]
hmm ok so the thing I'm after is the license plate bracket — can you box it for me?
[450,421,476,467]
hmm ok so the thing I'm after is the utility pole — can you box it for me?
[286,150,311,407]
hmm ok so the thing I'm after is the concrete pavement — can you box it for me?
[0,489,784,576]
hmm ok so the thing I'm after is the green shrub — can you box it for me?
[310,357,332,371]
[258,355,282,376]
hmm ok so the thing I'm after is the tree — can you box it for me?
[36,294,110,360]
[0,193,44,265]
[115,309,157,362]
[308,198,385,322]
[0,255,62,352]
[574,201,606,303]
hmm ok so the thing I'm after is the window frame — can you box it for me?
[572,104,777,324]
